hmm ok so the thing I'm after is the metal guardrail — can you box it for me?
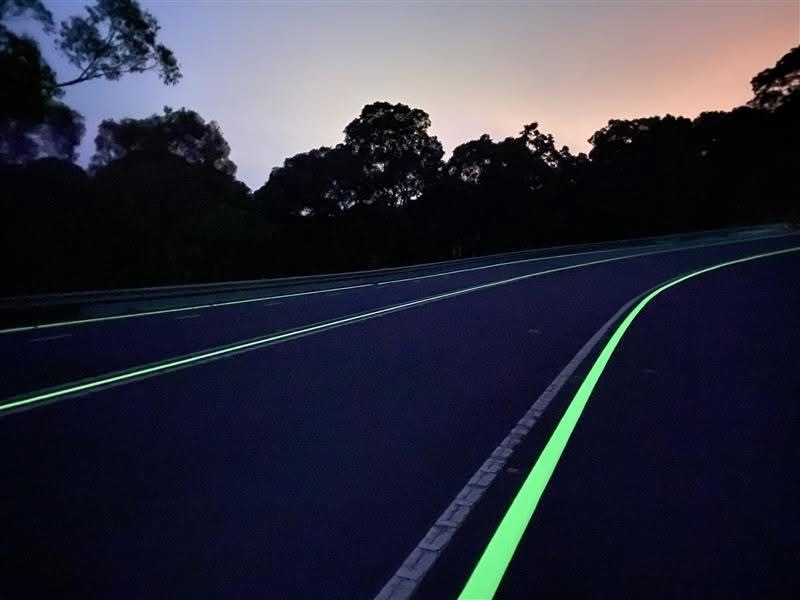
[0,223,791,316]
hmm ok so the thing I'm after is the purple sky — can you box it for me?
[22,1,800,189]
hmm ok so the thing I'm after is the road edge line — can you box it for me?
[374,295,642,600]
[458,245,800,599]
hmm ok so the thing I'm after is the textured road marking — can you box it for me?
[0,283,373,335]
[459,245,800,599]
[28,333,73,343]
[174,314,200,320]
[374,297,640,600]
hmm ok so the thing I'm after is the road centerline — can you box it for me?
[0,283,375,335]
[457,245,800,599]
[1,232,793,336]
[1,240,797,417]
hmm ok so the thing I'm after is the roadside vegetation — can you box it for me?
[2,0,798,294]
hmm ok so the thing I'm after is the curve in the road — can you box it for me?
[1,231,793,336]
[4,239,795,417]
[458,244,800,600]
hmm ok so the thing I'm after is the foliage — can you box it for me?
[57,0,180,87]
[1,45,799,294]
[342,102,444,207]
[1,0,181,166]
[0,0,53,32]
[91,107,236,175]
[749,45,800,111]
[0,30,84,163]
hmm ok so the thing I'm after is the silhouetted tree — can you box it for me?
[0,158,92,294]
[0,102,85,163]
[91,107,236,175]
[443,123,573,253]
[89,152,252,286]
[0,29,57,122]
[0,0,53,32]
[0,29,85,163]
[56,0,180,88]
[254,145,359,219]
[586,115,701,236]
[343,102,444,207]
[748,45,800,111]
[3,43,800,295]
[1,0,180,166]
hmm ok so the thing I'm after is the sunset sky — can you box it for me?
[28,1,800,189]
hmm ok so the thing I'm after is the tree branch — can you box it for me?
[57,24,117,88]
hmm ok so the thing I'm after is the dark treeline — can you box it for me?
[1,1,798,294]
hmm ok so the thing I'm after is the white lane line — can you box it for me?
[0,283,374,335]
[28,333,73,343]
[377,247,629,285]
[375,232,796,286]
[174,314,200,320]
[375,295,642,600]
[1,233,794,337]
[4,241,796,415]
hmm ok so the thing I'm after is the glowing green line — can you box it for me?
[459,245,800,600]
[2,231,793,335]
[0,283,374,335]
[0,266,604,413]
[3,244,798,417]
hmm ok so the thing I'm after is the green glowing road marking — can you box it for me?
[1,231,793,336]
[2,244,798,417]
[0,283,374,335]
[0,259,636,414]
[376,232,790,285]
[459,245,800,600]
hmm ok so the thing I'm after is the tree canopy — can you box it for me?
[0,29,84,163]
[57,0,180,87]
[342,102,444,207]
[1,0,181,166]
[749,45,800,111]
[1,42,799,295]
[91,107,236,175]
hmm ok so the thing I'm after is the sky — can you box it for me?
[23,0,800,189]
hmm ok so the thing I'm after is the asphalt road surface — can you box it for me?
[1,230,798,598]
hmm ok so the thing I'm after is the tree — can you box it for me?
[0,30,84,163]
[0,0,53,31]
[0,28,59,122]
[1,0,180,165]
[253,145,359,219]
[343,102,444,207]
[749,45,800,111]
[0,102,85,163]
[443,124,572,252]
[90,152,252,286]
[56,0,180,88]
[0,157,92,294]
[586,115,706,235]
[91,107,236,175]
[255,101,445,217]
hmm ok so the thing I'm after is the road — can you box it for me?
[1,230,798,598]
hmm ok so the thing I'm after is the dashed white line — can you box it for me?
[0,283,374,335]
[28,333,73,343]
